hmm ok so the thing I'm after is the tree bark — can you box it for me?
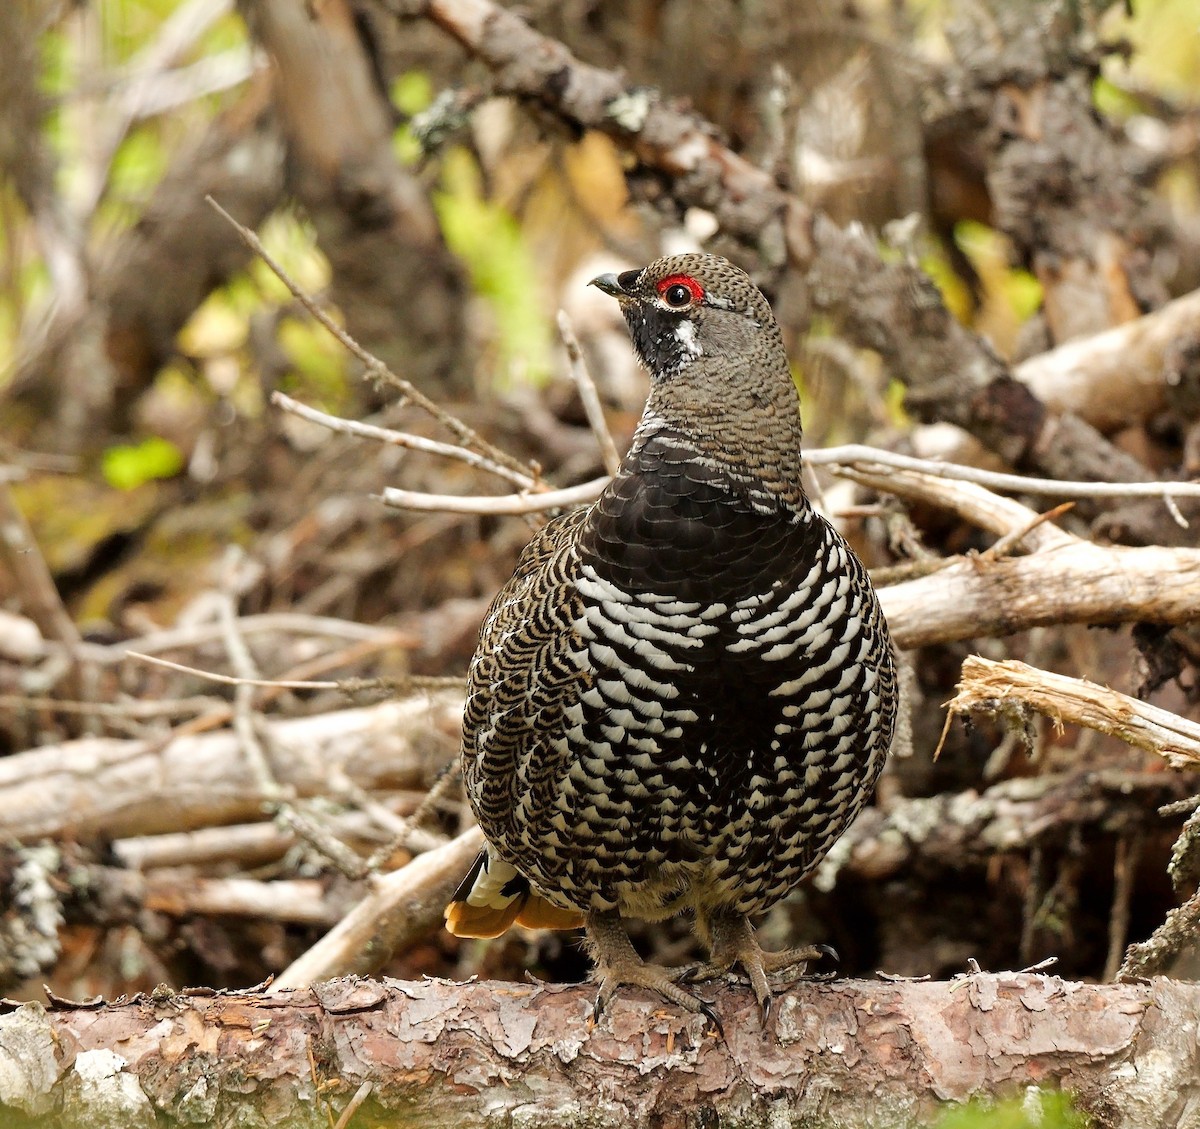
[2,974,1198,1128]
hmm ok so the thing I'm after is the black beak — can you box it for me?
[589,272,625,298]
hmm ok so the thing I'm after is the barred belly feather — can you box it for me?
[446,251,899,1022]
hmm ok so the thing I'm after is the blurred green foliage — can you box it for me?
[102,436,184,490]
[435,147,553,388]
[930,1091,1089,1129]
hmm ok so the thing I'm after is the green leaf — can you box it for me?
[102,437,185,491]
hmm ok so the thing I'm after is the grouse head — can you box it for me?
[590,253,787,383]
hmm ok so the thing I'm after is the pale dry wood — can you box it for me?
[0,693,462,842]
[378,477,611,515]
[4,974,1199,1128]
[272,390,538,489]
[946,656,1200,772]
[272,826,484,988]
[111,792,433,869]
[879,541,1200,649]
[143,874,345,926]
[1015,286,1200,434]
[558,309,621,476]
[831,463,1077,551]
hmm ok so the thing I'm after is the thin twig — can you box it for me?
[808,446,1200,522]
[1105,834,1143,983]
[272,391,536,490]
[375,443,1200,519]
[977,502,1077,563]
[126,650,340,689]
[378,478,609,516]
[333,1081,374,1129]
[557,310,621,476]
[217,554,279,797]
[205,195,534,481]
[124,650,463,696]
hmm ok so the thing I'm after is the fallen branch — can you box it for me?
[820,769,1191,889]
[945,656,1200,772]
[0,693,461,841]
[3,974,1199,1128]
[879,541,1200,649]
[1016,282,1200,434]
[377,443,1200,524]
[272,826,484,988]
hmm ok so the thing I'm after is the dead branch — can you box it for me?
[879,541,1200,649]
[823,769,1191,888]
[111,792,435,870]
[273,826,483,987]
[3,974,1199,1128]
[1015,286,1200,434]
[0,694,461,842]
[946,656,1200,772]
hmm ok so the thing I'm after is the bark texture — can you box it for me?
[2,975,1199,1128]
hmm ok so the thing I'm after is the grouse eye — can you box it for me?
[656,274,704,310]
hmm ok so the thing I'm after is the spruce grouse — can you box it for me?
[445,253,898,1019]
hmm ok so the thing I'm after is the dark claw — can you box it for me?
[698,1000,725,1041]
[759,992,772,1027]
[816,943,839,964]
[590,990,606,1025]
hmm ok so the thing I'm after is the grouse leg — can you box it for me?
[585,910,721,1030]
[685,912,837,1022]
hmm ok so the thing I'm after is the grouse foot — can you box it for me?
[683,913,838,1023]
[586,910,722,1034]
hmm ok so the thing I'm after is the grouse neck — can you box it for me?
[635,386,809,514]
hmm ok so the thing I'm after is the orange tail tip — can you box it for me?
[444,848,584,938]
[444,897,524,940]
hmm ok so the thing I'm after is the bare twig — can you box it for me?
[205,195,533,481]
[215,554,279,796]
[332,1081,374,1129]
[0,483,85,699]
[272,391,536,489]
[378,478,610,516]
[125,650,339,690]
[558,310,621,476]
[376,443,1200,523]
[807,446,1200,517]
[977,502,1077,562]
[125,649,461,696]
[1105,834,1143,983]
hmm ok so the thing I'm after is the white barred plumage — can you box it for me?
[445,253,898,1022]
